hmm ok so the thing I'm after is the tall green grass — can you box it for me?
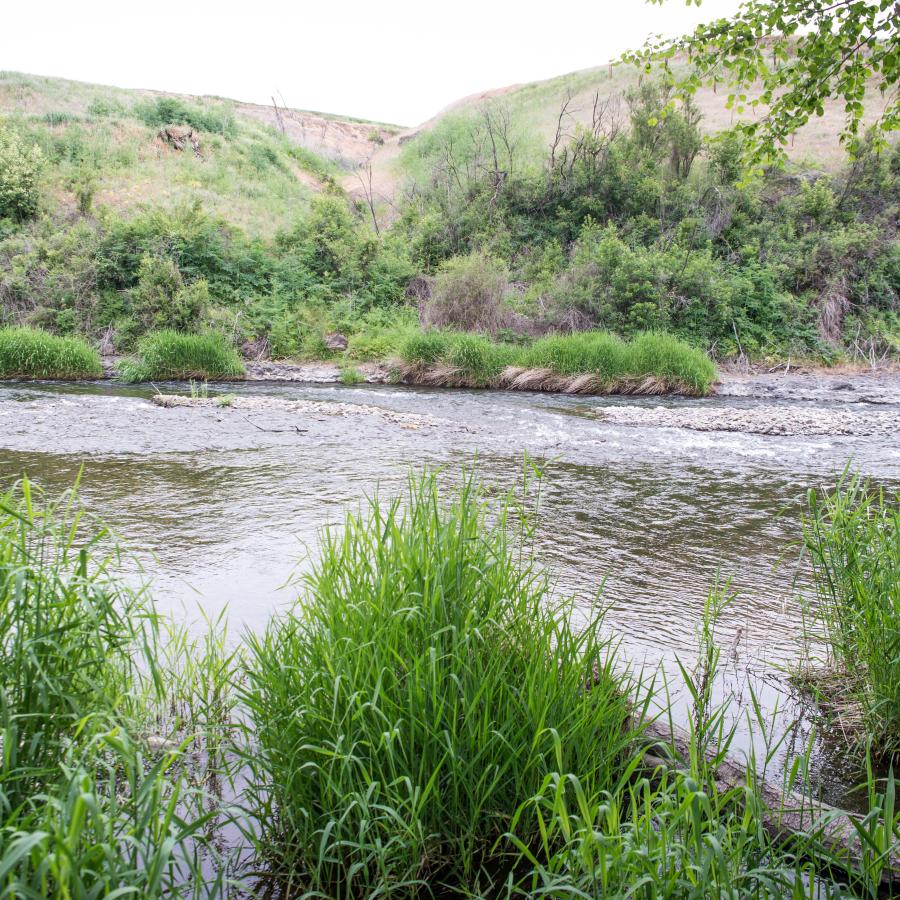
[1,469,898,894]
[0,327,102,379]
[0,478,223,896]
[801,472,900,754]
[241,470,635,896]
[397,329,717,395]
[119,330,245,382]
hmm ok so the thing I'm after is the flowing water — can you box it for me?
[1,375,898,808]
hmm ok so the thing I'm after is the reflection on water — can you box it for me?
[1,377,898,808]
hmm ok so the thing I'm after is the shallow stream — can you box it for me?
[1,374,898,809]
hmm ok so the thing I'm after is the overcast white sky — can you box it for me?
[2,0,744,125]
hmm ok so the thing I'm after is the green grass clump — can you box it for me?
[339,365,364,385]
[0,326,102,379]
[0,478,216,895]
[119,330,245,382]
[398,328,717,395]
[398,328,451,365]
[802,472,900,754]
[242,471,634,895]
[521,331,630,378]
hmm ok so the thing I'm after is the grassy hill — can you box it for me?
[353,60,891,209]
[0,71,400,235]
[0,66,896,368]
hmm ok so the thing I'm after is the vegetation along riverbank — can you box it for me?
[1,42,898,386]
[0,467,897,897]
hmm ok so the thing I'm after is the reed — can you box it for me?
[0,326,102,379]
[800,471,900,755]
[118,330,245,382]
[240,469,635,897]
[0,478,224,897]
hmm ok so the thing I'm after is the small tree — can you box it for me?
[0,124,42,221]
[628,0,900,166]
[129,254,208,331]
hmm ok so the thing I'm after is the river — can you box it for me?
[1,374,898,808]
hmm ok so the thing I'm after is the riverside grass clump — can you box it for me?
[799,472,900,755]
[119,330,245,382]
[240,470,636,897]
[395,329,716,396]
[0,326,102,379]
[0,478,225,898]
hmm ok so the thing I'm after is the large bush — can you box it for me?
[0,124,42,221]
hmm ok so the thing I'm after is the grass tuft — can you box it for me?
[0,326,102,379]
[241,469,634,895]
[800,471,899,754]
[119,330,245,382]
[397,329,716,395]
[0,478,220,896]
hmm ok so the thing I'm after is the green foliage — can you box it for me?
[400,328,717,394]
[129,254,209,332]
[119,330,245,382]
[0,479,218,897]
[398,100,899,358]
[629,0,900,165]
[133,95,236,136]
[86,96,125,119]
[802,472,900,754]
[0,123,42,221]
[338,365,364,385]
[1,71,897,365]
[242,471,634,895]
[0,326,101,379]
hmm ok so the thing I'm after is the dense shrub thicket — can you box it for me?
[396,84,899,359]
[0,79,897,363]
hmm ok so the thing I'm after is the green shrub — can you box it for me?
[424,252,509,333]
[119,330,244,382]
[242,472,633,895]
[0,124,42,221]
[128,254,209,332]
[132,96,236,136]
[801,472,900,753]
[0,327,102,379]
[86,96,125,118]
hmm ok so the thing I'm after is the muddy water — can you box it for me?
[1,376,898,806]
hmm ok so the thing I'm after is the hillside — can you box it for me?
[0,71,400,235]
[0,66,896,366]
[350,61,892,210]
